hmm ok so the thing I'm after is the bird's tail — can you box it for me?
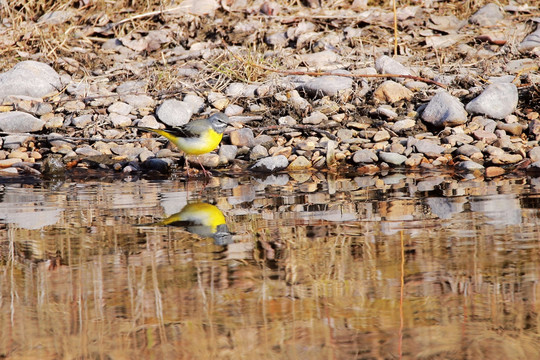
[130,126,176,142]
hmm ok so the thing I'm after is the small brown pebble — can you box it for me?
[485,166,505,177]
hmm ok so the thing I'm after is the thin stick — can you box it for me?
[393,0,398,56]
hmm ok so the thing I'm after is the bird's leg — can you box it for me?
[198,158,212,177]
[184,155,192,177]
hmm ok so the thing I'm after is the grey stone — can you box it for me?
[182,94,204,114]
[302,111,327,125]
[469,3,504,26]
[230,128,254,147]
[352,149,378,163]
[109,113,132,127]
[473,129,497,143]
[265,32,288,47]
[72,114,93,128]
[490,153,522,165]
[38,10,74,25]
[421,91,468,127]
[391,118,416,133]
[456,144,482,157]
[3,134,31,149]
[378,151,407,165]
[75,146,102,157]
[456,160,484,171]
[121,94,155,109]
[0,111,45,133]
[0,61,62,101]
[42,155,66,176]
[375,55,413,77]
[528,147,540,162]
[519,26,540,52]
[299,72,353,97]
[115,81,146,95]
[156,99,192,126]
[108,101,133,116]
[443,133,474,146]
[414,139,445,154]
[142,158,171,173]
[373,129,390,142]
[376,106,398,119]
[250,155,289,172]
[465,83,518,119]
[250,144,269,160]
[218,144,238,161]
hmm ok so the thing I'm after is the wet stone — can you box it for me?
[485,166,505,177]
[490,153,522,165]
[41,154,66,175]
[352,149,378,164]
[287,155,312,170]
[456,160,484,171]
[378,151,407,165]
[250,155,289,172]
[528,147,540,162]
[465,83,518,119]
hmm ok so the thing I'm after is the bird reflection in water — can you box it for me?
[151,202,233,246]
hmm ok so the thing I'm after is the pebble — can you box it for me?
[121,94,155,109]
[373,129,390,142]
[76,146,103,157]
[456,144,481,157]
[250,144,268,160]
[250,155,289,172]
[230,128,254,147]
[373,80,414,103]
[156,99,192,126]
[72,114,93,128]
[0,61,62,101]
[302,111,327,125]
[41,155,66,175]
[485,166,505,177]
[287,155,312,170]
[443,133,474,146]
[469,3,504,26]
[224,104,244,116]
[219,145,238,161]
[465,83,518,119]
[421,91,468,127]
[519,26,540,52]
[142,158,171,173]
[496,122,523,136]
[352,149,378,163]
[375,55,413,77]
[414,139,445,154]
[528,147,540,162]
[391,118,416,133]
[197,153,220,168]
[109,113,132,127]
[182,94,205,114]
[299,72,353,97]
[472,129,497,144]
[0,111,45,133]
[490,153,522,165]
[108,101,133,116]
[378,151,407,165]
[456,160,484,171]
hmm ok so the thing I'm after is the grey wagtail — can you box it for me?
[133,112,229,176]
[150,202,233,245]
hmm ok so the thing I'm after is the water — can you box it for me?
[0,171,539,359]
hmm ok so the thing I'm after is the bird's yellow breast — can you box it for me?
[173,128,223,155]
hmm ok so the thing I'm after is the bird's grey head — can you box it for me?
[208,112,229,134]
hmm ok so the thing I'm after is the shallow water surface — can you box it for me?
[0,172,539,359]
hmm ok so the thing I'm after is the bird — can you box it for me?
[148,202,233,246]
[133,112,229,176]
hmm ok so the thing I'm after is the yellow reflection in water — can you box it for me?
[0,173,539,359]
